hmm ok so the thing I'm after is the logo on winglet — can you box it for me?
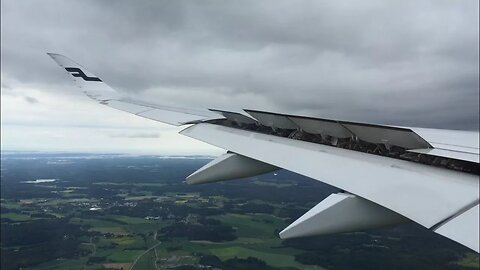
[65,67,102,82]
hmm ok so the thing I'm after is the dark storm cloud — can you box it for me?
[1,0,478,129]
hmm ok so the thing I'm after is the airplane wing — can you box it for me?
[48,53,480,253]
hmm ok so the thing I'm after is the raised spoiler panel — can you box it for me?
[288,117,353,138]
[247,110,299,130]
[245,109,433,150]
[209,109,258,125]
[239,109,479,171]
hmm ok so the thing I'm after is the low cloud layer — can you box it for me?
[109,132,161,139]
[23,96,39,104]
[1,0,478,153]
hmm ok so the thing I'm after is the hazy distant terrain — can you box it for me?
[1,152,478,270]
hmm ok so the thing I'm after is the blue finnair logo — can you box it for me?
[65,67,102,82]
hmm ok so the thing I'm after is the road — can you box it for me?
[129,232,161,270]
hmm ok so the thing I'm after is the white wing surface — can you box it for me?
[48,53,480,252]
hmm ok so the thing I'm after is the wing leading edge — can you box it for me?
[48,53,480,252]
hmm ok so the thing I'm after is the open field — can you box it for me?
[458,253,480,268]
[107,250,145,262]
[103,262,132,270]
[35,258,89,270]
[1,212,32,221]
[211,246,325,270]
[215,213,286,239]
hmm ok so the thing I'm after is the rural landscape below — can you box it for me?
[1,152,478,270]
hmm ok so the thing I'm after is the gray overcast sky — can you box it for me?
[1,0,479,154]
